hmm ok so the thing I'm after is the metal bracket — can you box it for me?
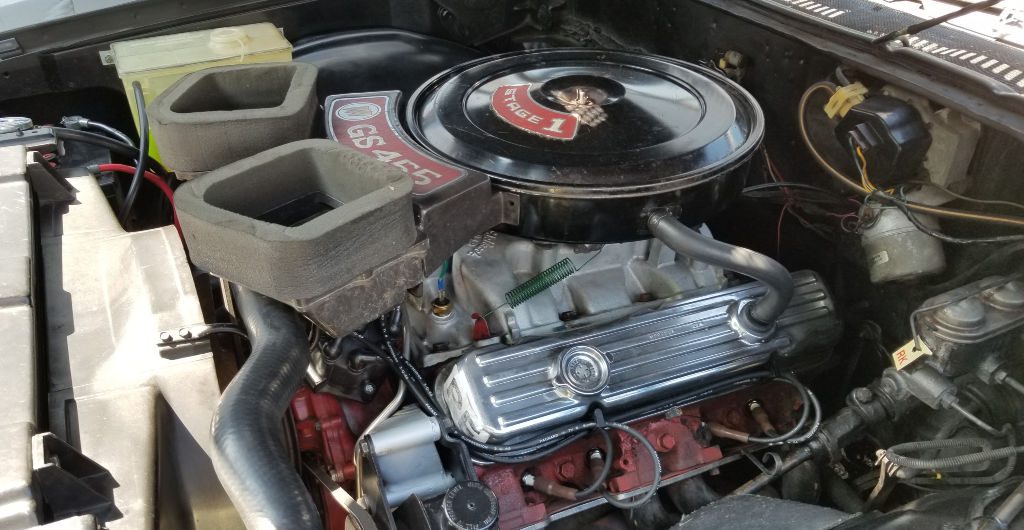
[31,433,121,523]
[493,191,521,226]
[0,37,22,60]
[98,49,115,66]
[157,322,247,359]
[304,458,378,530]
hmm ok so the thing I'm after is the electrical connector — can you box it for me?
[824,82,868,119]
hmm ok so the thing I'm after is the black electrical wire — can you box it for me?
[118,81,149,225]
[744,374,818,445]
[600,421,662,510]
[463,422,599,454]
[786,385,823,445]
[872,191,1024,245]
[576,425,614,499]
[52,127,139,159]
[88,120,135,147]
[379,316,438,407]
[928,242,1024,294]
[60,116,137,148]
[908,180,1024,214]
[53,126,170,178]
[471,432,592,464]
[948,401,1006,438]
[870,0,1001,44]
[742,182,843,195]
[351,331,441,417]
[606,373,777,430]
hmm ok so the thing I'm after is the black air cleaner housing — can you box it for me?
[407,49,764,243]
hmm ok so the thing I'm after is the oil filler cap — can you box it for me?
[556,345,611,396]
[442,482,498,530]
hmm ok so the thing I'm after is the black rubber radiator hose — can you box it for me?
[648,209,794,327]
[211,285,321,530]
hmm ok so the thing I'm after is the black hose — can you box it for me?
[211,286,320,530]
[884,435,1024,470]
[647,209,793,327]
[824,471,866,513]
[117,81,149,225]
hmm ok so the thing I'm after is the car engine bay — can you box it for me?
[3,1,1024,529]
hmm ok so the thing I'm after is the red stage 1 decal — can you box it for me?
[327,93,465,195]
[491,84,579,141]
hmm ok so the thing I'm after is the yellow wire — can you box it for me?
[855,146,894,193]
[854,146,875,192]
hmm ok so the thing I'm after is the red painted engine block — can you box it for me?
[292,382,799,530]
[475,383,801,530]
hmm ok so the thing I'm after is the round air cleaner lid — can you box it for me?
[408,49,764,243]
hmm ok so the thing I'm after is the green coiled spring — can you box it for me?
[504,258,577,308]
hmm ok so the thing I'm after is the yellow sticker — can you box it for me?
[891,338,932,370]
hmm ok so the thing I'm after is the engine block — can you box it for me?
[438,271,839,442]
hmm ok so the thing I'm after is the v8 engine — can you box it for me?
[9,6,1024,530]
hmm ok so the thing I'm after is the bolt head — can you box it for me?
[363,383,376,395]
[159,331,173,342]
[558,462,576,479]
[852,387,873,404]
[178,327,193,339]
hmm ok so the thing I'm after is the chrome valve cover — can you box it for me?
[438,271,839,442]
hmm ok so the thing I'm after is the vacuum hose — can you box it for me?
[648,210,793,327]
[211,286,321,530]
